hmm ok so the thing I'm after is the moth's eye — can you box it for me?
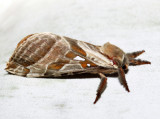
[122,65,127,70]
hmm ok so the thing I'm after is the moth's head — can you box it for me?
[101,42,151,70]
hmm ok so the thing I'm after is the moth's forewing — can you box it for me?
[6,33,116,77]
[64,37,116,68]
[43,36,117,77]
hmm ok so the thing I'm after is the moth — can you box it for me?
[6,32,151,104]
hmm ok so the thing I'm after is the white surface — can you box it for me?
[0,0,159,119]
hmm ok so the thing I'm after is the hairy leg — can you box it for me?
[129,59,151,66]
[118,67,130,92]
[94,73,107,104]
[127,50,145,58]
[113,58,130,92]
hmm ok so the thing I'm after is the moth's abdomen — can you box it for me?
[6,33,68,77]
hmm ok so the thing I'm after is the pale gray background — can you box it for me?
[0,0,159,119]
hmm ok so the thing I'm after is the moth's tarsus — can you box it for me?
[94,93,101,104]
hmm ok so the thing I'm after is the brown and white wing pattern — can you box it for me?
[64,37,116,68]
[6,33,60,77]
[6,32,116,77]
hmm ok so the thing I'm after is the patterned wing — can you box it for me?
[63,37,116,67]
[6,33,116,77]
[42,36,116,77]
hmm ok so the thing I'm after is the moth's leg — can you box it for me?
[93,73,107,104]
[126,50,145,58]
[129,59,151,66]
[118,67,130,92]
[113,58,130,92]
